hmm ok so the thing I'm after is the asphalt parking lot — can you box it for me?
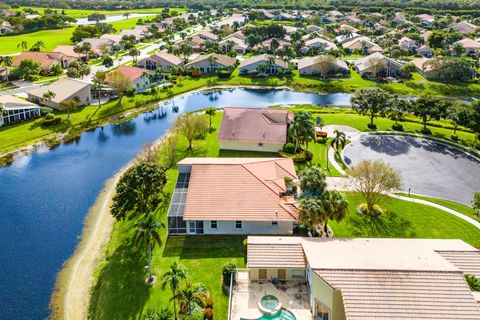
[343,134,480,205]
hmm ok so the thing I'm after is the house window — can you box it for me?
[271,221,278,227]
[315,300,331,320]
[258,143,264,147]
[235,221,242,229]
[211,221,217,229]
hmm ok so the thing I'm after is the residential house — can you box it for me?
[106,66,152,93]
[245,237,480,319]
[0,21,13,34]
[138,51,184,72]
[450,21,478,34]
[219,35,247,54]
[305,25,323,33]
[53,45,82,59]
[185,53,236,73]
[417,45,433,57]
[0,95,41,126]
[218,107,291,152]
[273,13,296,21]
[256,38,289,52]
[398,36,418,52]
[342,36,383,54]
[198,30,219,42]
[119,26,149,41]
[26,78,92,110]
[301,38,337,53]
[418,13,434,27]
[298,56,349,77]
[238,54,288,75]
[338,24,359,33]
[261,10,275,20]
[12,52,73,71]
[99,34,124,47]
[335,32,360,44]
[167,157,299,235]
[354,52,403,78]
[176,36,205,52]
[455,38,480,54]
[78,38,116,54]
[411,57,476,79]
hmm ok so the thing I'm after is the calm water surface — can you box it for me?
[0,88,351,319]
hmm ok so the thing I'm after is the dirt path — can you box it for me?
[49,172,122,320]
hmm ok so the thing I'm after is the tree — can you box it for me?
[472,192,480,218]
[42,90,56,105]
[110,162,167,220]
[299,196,324,235]
[447,101,471,137]
[93,71,106,108]
[162,262,187,320]
[59,99,77,118]
[289,111,315,152]
[299,166,326,197]
[204,106,216,129]
[142,308,173,320]
[316,55,336,79]
[270,38,280,56]
[351,87,391,129]
[87,13,106,24]
[12,59,41,80]
[30,41,45,52]
[317,191,349,235]
[17,41,28,52]
[0,56,13,82]
[129,48,141,63]
[330,129,346,156]
[470,101,480,146]
[108,72,132,105]
[159,134,178,168]
[173,113,208,150]
[411,95,447,133]
[179,281,207,314]
[134,214,164,283]
[0,103,5,116]
[465,274,480,291]
[207,54,218,74]
[364,55,386,78]
[350,159,402,216]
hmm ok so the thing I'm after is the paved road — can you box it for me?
[342,134,480,205]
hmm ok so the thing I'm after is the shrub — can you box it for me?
[205,298,214,309]
[316,137,327,144]
[293,153,306,163]
[391,123,404,131]
[367,123,377,130]
[421,128,432,135]
[283,142,295,154]
[222,262,236,286]
[203,308,213,320]
[304,150,313,161]
[42,115,62,126]
[44,112,55,120]
[358,203,384,217]
[40,107,53,115]
[450,134,459,141]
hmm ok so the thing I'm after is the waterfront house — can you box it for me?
[185,53,236,73]
[106,66,152,93]
[167,157,299,235]
[298,56,349,77]
[245,237,480,319]
[342,36,383,54]
[26,78,92,110]
[138,51,184,72]
[354,52,403,78]
[218,107,291,152]
[0,95,40,126]
[238,54,288,76]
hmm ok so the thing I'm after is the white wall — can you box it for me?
[203,220,293,235]
[219,140,283,153]
[132,75,150,92]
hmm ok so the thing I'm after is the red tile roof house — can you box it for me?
[167,158,299,235]
[218,107,292,152]
[12,52,74,73]
[106,66,152,93]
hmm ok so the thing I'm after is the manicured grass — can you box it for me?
[293,139,343,177]
[397,192,480,222]
[329,193,480,247]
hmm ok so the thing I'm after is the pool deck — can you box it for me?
[231,271,312,320]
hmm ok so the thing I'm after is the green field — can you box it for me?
[13,6,186,18]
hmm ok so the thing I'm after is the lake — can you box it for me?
[0,88,351,319]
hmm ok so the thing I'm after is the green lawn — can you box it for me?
[13,6,186,18]
[329,193,480,247]
[396,192,480,222]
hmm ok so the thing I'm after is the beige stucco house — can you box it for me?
[26,78,92,110]
[185,53,237,73]
[246,237,480,320]
[138,51,184,72]
[298,56,349,77]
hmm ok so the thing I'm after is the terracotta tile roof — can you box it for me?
[456,38,480,49]
[13,52,66,70]
[107,66,150,82]
[218,108,290,144]
[315,269,480,320]
[247,243,306,268]
[437,251,480,278]
[53,45,82,58]
[180,158,299,221]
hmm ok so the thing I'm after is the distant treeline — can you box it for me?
[4,0,480,15]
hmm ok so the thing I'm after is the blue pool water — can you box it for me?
[0,88,351,319]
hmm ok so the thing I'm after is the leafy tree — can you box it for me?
[331,129,347,156]
[465,274,480,291]
[134,214,164,283]
[87,13,106,23]
[142,308,173,320]
[317,190,349,235]
[411,95,447,133]
[299,196,324,235]
[129,48,141,63]
[173,113,208,150]
[17,40,28,52]
[222,262,236,286]
[468,100,480,145]
[110,162,167,220]
[472,192,480,218]
[42,90,56,104]
[0,56,13,81]
[108,72,132,105]
[59,99,77,119]
[427,30,446,49]
[29,40,45,51]
[447,101,472,137]
[289,111,315,152]
[93,71,106,108]
[162,262,187,320]
[316,55,336,79]
[299,166,326,197]
[350,159,402,216]
[179,281,207,315]
[204,106,217,129]
[351,87,390,129]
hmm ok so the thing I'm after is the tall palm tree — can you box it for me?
[42,90,56,104]
[178,281,207,314]
[134,214,164,283]
[299,196,324,236]
[129,48,141,63]
[17,41,28,52]
[31,41,46,52]
[0,56,13,82]
[330,129,347,156]
[207,54,218,74]
[204,106,216,129]
[162,262,187,320]
[270,38,280,56]
[289,111,315,153]
[318,191,349,236]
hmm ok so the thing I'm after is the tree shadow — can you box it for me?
[88,237,151,320]
[346,210,416,238]
[162,235,245,259]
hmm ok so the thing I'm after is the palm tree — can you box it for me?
[129,48,141,63]
[17,41,28,52]
[0,56,13,82]
[299,196,324,236]
[330,129,347,156]
[123,12,130,19]
[318,191,349,236]
[207,54,218,74]
[31,41,46,52]
[93,71,106,108]
[270,38,280,56]
[178,281,207,314]
[204,106,216,129]
[289,111,315,153]
[134,214,164,283]
[0,103,5,116]
[162,262,187,320]
[42,90,56,105]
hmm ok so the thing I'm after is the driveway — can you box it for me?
[342,134,480,205]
